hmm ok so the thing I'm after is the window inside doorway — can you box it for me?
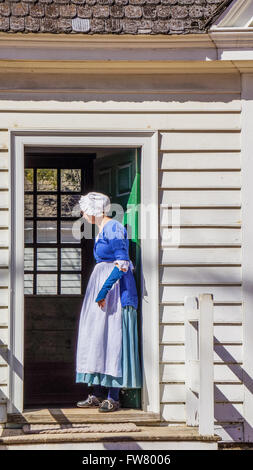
[24,154,94,296]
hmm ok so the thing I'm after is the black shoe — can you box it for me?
[98,398,120,412]
[76,394,104,408]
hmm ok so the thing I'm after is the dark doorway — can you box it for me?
[23,147,141,409]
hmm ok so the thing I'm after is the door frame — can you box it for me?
[8,129,159,415]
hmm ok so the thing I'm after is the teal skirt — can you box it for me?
[76,305,142,388]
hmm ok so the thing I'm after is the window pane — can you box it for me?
[61,221,80,243]
[37,195,57,217]
[24,274,33,294]
[37,248,57,271]
[37,169,57,191]
[24,247,34,271]
[117,164,131,195]
[61,274,81,294]
[24,220,33,243]
[37,274,57,294]
[25,195,33,217]
[61,169,81,192]
[24,169,33,191]
[99,169,111,195]
[61,248,81,271]
[61,194,81,217]
[37,220,57,243]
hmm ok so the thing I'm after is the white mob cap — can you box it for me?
[79,192,111,217]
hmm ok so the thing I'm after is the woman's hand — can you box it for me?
[97,299,106,309]
[115,262,127,272]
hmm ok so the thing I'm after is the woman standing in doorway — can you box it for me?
[75,192,142,412]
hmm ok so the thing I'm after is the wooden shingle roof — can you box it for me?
[0,0,233,35]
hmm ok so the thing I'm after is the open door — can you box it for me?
[24,152,95,407]
[93,148,142,409]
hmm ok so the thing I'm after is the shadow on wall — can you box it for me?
[0,72,241,104]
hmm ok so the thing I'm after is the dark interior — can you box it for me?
[23,147,142,409]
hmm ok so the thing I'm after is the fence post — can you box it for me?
[184,296,199,426]
[199,293,214,436]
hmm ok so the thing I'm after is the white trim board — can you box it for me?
[8,130,159,416]
[211,0,253,29]
[241,75,253,442]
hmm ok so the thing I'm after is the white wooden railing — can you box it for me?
[184,293,214,436]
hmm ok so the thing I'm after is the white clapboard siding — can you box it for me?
[160,286,242,303]
[0,154,8,170]
[159,171,241,188]
[0,171,8,188]
[160,131,240,151]
[158,102,242,427]
[160,209,241,226]
[0,348,8,366]
[160,363,243,383]
[0,132,8,150]
[161,227,241,245]
[0,309,8,327]
[0,113,242,131]
[160,304,242,323]
[0,71,243,431]
[0,327,8,346]
[161,403,244,423]
[160,325,242,344]
[160,344,242,363]
[0,230,9,246]
[160,152,241,170]
[160,189,241,206]
[160,267,241,284]
[215,424,244,442]
[0,269,9,287]
[0,292,8,308]
[0,192,9,209]
[0,211,9,227]
[0,366,7,385]
[0,384,8,402]
[161,383,244,403]
[160,247,241,264]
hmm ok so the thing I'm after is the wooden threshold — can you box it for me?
[7,408,161,426]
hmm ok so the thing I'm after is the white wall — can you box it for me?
[0,70,244,440]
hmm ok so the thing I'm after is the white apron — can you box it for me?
[76,261,123,378]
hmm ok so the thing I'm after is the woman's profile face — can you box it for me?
[81,212,94,224]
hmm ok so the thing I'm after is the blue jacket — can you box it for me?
[94,219,138,310]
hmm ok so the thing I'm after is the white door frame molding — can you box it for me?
[8,129,160,416]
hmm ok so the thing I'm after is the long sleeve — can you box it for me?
[95,221,130,302]
[95,265,125,302]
